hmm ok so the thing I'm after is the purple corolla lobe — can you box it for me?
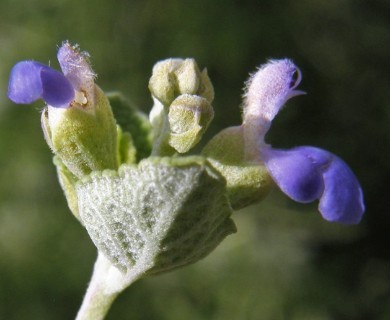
[262,147,325,203]
[8,61,74,108]
[263,146,364,224]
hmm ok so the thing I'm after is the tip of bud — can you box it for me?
[148,58,214,106]
[168,94,214,153]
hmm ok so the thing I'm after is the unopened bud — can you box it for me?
[168,94,214,153]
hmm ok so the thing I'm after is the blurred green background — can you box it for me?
[0,0,389,319]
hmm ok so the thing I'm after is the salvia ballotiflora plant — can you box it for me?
[8,42,365,319]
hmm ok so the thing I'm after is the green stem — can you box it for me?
[151,114,175,157]
[76,253,140,320]
[149,100,176,157]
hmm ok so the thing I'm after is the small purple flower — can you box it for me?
[243,59,365,224]
[8,41,95,109]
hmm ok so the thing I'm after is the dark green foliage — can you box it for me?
[107,92,153,161]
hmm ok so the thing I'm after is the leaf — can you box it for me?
[107,92,153,161]
[76,156,236,275]
[53,156,81,221]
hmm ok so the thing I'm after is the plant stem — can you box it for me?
[76,253,139,320]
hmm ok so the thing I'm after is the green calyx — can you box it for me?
[42,85,118,178]
[202,126,273,210]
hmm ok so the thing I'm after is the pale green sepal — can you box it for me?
[168,94,214,153]
[53,156,81,221]
[76,156,236,274]
[202,126,273,210]
[107,93,152,162]
[42,85,118,178]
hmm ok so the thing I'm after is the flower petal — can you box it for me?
[8,61,74,108]
[244,59,306,124]
[293,146,364,223]
[318,153,365,224]
[264,146,365,224]
[263,147,324,203]
[8,61,46,104]
[40,67,75,108]
[57,41,95,93]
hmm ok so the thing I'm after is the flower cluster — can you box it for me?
[7,46,364,225]
[7,42,365,320]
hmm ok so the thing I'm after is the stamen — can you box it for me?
[74,90,88,105]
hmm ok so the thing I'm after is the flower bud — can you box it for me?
[148,58,215,156]
[148,58,214,106]
[168,94,214,153]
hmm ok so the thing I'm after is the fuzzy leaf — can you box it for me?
[76,156,236,275]
[107,92,152,162]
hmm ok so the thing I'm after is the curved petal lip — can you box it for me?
[263,148,325,203]
[319,156,365,224]
[263,146,365,224]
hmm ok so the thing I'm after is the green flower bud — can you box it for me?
[174,59,201,97]
[148,58,214,106]
[148,58,215,156]
[168,94,214,153]
[148,59,182,106]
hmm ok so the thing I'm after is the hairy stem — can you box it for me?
[76,253,140,320]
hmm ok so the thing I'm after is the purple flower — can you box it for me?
[8,42,95,108]
[243,59,365,224]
